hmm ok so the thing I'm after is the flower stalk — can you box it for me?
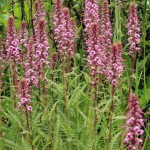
[107,43,123,141]
[6,16,20,108]
[18,78,33,149]
[127,2,141,101]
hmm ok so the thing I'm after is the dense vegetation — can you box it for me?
[0,0,150,150]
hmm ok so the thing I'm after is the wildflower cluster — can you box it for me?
[124,94,144,150]
[100,0,113,78]
[86,23,105,85]
[19,21,28,46]
[34,20,49,86]
[84,0,99,33]
[24,38,37,87]
[84,0,106,84]
[106,43,123,87]
[19,21,28,62]
[127,3,140,58]
[53,0,76,57]
[33,0,46,30]
[18,78,32,111]
[6,16,20,63]
[100,0,112,55]
[34,18,50,69]
[32,1,50,88]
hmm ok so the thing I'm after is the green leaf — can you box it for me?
[140,88,150,107]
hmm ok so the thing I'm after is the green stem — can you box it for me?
[20,0,25,21]
[142,0,147,90]
[62,56,71,150]
[24,106,34,150]
[127,56,135,102]
[11,0,14,16]
[108,85,115,142]
[30,0,34,35]
[92,83,97,150]
[29,112,34,150]
[12,63,18,108]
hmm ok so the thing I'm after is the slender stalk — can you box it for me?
[0,119,2,149]
[142,0,147,90]
[45,87,54,150]
[12,63,18,108]
[20,0,25,21]
[42,66,54,149]
[85,68,92,146]
[51,60,57,123]
[67,56,71,87]
[38,72,42,127]
[11,0,14,16]
[30,0,34,35]
[24,106,34,150]
[29,112,34,150]
[0,65,2,141]
[0,59,3,147]
[62,55,71,150]
[94,85,97,132]
[127,57,135,102]
[25,106,30,131]
[62,56,69,121]
[47,113,54,150]
[99,75,104,99]
[38,71,41,102]
[42,70,47,106]
[66,56,71,122]
[92,83,97,150]
[108,84,115,142]
[0,61,2,100]
[0,41,3,99]
[73,54,77,87]
[51,65,55,106]
[62,57,67,113]
[118,1,121,41]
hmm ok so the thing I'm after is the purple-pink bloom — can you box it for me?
[5,16,20,63]
[106,43,123,87]
[18,78,32,111]
[53,0,76,57]
[86,23,105,85]
[127,2,140,58]
[19,21,28,46]
[84,0,100,33]
[33,0,46,46]
[124,94,144,150]
[100,0,112,51]
[100,0,112,77]
[24,38,38,87]
[19,21,28,63]
[33,18,50,88]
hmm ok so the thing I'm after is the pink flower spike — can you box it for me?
[106,43,123,87]
[127,2,141,58]
[84,0,100,33]
[86,23,105,85]
[124,94,144,150]
[53,1,76,57]
[18,78,32,111]
[6,16,20,63]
